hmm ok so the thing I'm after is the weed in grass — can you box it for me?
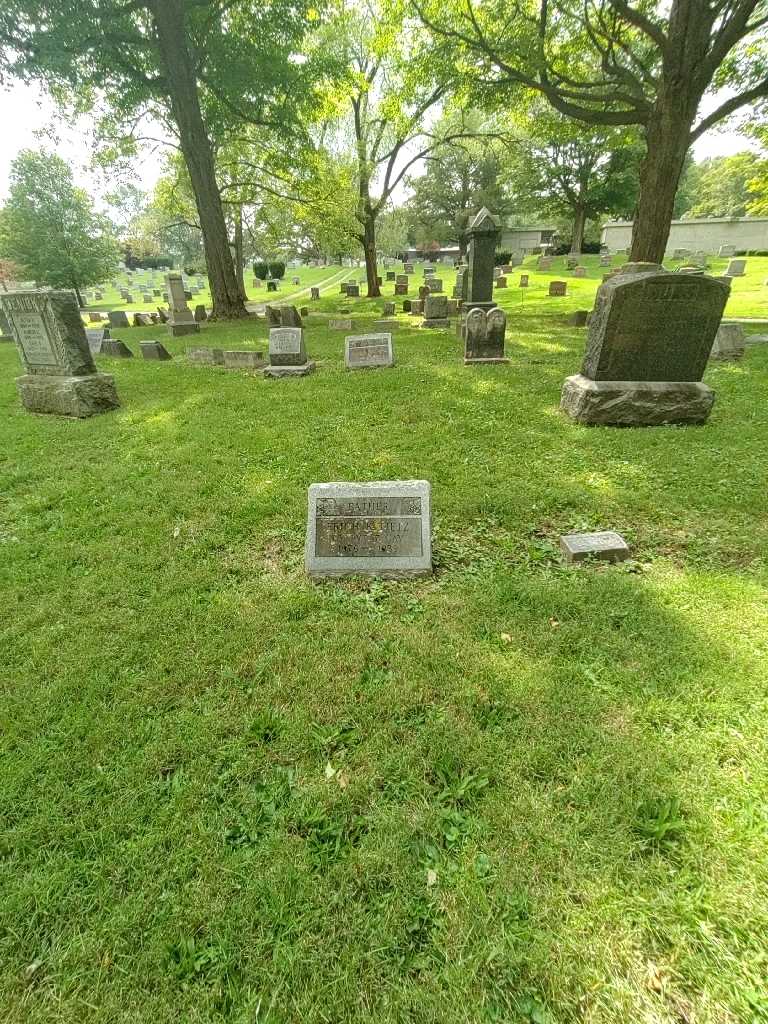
[633,795,686,849]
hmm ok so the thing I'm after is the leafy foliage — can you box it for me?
[0,149,118,300]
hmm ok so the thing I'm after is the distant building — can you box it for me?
[401,245,461,262]
[499,224,557,253]
[601,216,768,254]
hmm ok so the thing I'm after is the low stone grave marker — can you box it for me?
[194,304,208,322]
[710,322,745,361]
[310,287,320,300]
[125,293,134,303]
[394,283,408,296]
[101,339,133,358]
[305,480,432,579]
[383,301,395,316]
[573,267,587,278]
[266,280,279,292]
[143,293,152,302]
[429,278,444,293]
[329,318,352,330]
[549,281,567,297]
[718,244,736,257]
[88,312,102,323]
[386,271,396,281]
[344,332,394,370]
[187,347,224,365]
[292,276,301,285]
[140,340,173,361]
[346,284,360,297]
[264,326,314,378]
[495,276,507,289]
[223,350,266,369]
[109,310,130,328]
[373,319,398,330]
[567,310,589,327]
[726,258,746,277]
[410,299,424,316]
[94,291,103,300]
[1,290,120,417]
[422,294,449,328]
[519,274,529,288]
[404,263,414,274]
[560,531,630,564]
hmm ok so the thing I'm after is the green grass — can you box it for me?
[2,262,768,1023]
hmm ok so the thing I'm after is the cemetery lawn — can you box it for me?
[2,265,768,1024]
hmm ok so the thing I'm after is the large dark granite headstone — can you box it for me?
[581,263,728,382]
[561,263,728,426]
[465,208,500,310]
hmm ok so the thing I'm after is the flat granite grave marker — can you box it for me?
[187,347,225,365]
[223,350,266,369]
[560,531,630,564]
[305,480,432,579]
[549,281,567,296]
[344,333,394,369]
[519,274,529,288]
[561,262,728,426]
[329,318,352,330]
[1,289,120,417]
[725,258,746,277]
[264,326,314,378]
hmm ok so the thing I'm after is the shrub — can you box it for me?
[253,261,269,281]
[268,260,286,280]
[494,250,512,266]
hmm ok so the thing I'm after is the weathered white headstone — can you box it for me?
[560,531,630,564]
[305,480,432,578]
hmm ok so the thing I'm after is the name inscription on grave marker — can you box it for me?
[12,311,56,366]
[269,328,302,354]
[315,495,423,558]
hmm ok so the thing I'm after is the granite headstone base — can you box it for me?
[263,361,316,378]
[560,374,715,426]
[141,341,173,360]
[168,322,200,338]
[16,372,119,418]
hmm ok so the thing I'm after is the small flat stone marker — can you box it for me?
[140,340,173,361]
[305,480,432,579]
[560,531,630,564]
[344,333,394,369]
[101,339,133,358]
[329,318,352,330]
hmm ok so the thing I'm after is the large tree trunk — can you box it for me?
[150,0,247,319]
[630,98,693,263]
[570,204,586,255]
[73,284,84,308]
[362,215,381,298]
[233,206,247,302]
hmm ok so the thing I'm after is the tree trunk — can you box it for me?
[362,215,380,298]
[149,0,247,319]
[570,205,586,255]
[630,99,692,263]
[73,284,84,308]
[233,206,247,302]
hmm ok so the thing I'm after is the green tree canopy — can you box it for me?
[676,152,767,218]
[503,107,643,252]
[0,149,118,306]
[407,113,512,255]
